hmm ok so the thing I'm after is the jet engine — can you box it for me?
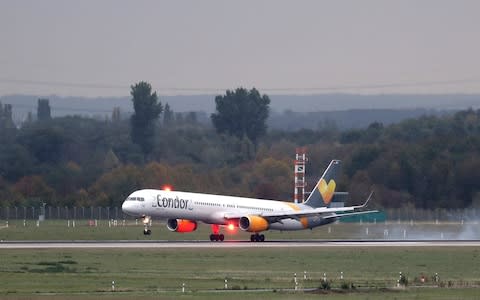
[167,219,198,232]
[239,215,269,232]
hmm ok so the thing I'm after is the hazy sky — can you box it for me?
[1,0,479,97]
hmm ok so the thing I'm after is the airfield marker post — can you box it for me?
[340,271,344,280]
[304,271,307,280]
[224,278,228,289]
[182,282,185,293]
[111,280,115,292]
[397,272,402,287]
[5,221,8,228]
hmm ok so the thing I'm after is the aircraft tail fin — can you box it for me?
[304,159,341,208]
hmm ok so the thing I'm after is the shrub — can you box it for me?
[319,280,331,290]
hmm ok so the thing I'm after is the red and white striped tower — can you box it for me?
[293,147,307,203]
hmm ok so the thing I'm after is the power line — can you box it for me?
[0,77,479,93]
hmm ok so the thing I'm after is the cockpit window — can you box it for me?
[138,197,145,201]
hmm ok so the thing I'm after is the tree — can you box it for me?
[130,81,163,155]
[211,87,270,144]
[111,107,121,122]
[185,111,197,124]
[13,175,56,204]
[163,103,174,126]
[0,102,15,129]
[37,98,51,121]
[18,126,66,164]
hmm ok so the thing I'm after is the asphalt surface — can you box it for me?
[1,239,480,249]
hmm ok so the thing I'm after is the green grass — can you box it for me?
[2,289,480,300]
[1,220,478,241]
[0,247,479,299]
[1,220,479,298]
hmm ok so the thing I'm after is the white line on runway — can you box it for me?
[1,240,480,249]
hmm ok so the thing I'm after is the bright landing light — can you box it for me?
[162,185,172,191]
[228,223,235,231]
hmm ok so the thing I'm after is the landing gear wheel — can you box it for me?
[209,233,224,242]
[250,233,265,242]
[143,229,151,235]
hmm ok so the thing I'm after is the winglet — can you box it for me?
[353,191,374,209]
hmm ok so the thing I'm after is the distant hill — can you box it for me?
[268,108,451,130]
[2,93,479,128]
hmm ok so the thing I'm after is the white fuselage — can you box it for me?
[122,189,332,231]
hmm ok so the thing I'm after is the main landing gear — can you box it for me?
[250,233,265,242]
[210,233,224,241]
[142,216,152,235]
[209,224,225,242]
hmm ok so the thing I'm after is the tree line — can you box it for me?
[1,82,480,210]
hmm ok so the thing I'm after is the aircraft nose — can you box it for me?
[122,200,133,215]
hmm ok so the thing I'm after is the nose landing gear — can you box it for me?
[142,216,152,235]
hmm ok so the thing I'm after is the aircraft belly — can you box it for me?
[269,216,336,230]
[269,219,305,230]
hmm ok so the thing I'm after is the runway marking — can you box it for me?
[1,240,480,249]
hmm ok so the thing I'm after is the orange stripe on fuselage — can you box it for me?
[286,203,309,229]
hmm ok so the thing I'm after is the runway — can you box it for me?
[1,240,480,249]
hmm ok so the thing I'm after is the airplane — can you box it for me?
[121,159,377,242]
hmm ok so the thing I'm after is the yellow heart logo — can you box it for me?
[318,179,336,204]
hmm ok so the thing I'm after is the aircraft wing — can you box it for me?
[224,192,375,222]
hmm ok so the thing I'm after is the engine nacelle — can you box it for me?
[167,219,198,233]
[239,215,269,232]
